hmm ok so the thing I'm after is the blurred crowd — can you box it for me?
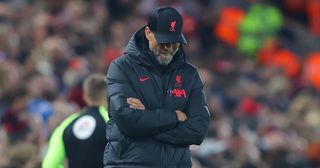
[0,0,320,167]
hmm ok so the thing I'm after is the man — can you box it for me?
[104,6,211,168]
[1,86,30,144]
[42,74,109,168]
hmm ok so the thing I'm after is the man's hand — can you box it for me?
[176,110,187,121]
[127,98,187,121]
[127,97,145,110]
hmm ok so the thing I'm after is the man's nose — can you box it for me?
[164,44,173,51]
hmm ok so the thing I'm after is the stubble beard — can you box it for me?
[150,47,178,66]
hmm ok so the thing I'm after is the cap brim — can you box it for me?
[154,33,187,44]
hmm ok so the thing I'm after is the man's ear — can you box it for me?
[83,93,91,105]
[145,27,152,40]
[145,26,151,33]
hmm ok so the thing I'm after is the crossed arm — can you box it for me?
[108,62,210,144]
[107,62,187,138]
[127,97,187,122]
[127,74,210,146]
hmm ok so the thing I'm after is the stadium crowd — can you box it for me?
[0,0,320,167]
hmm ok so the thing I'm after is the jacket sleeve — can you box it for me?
[107,60,178,138]
[42,124,66,168]
[153,72,211,146]
[42,113,79,168]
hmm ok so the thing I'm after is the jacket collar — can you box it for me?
[124,26,186,73]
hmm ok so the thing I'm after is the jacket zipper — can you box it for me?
[159,73,168,167]
[161,71,175,167]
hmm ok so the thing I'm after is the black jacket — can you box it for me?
[104,27,211,168]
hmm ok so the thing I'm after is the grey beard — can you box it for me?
[155,54,173,66]
[150,48,178,66]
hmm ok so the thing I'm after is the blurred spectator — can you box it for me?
[1,86,30,144]
[306,0,320,36]
[237,0,283,59]
[214,7,245,46]
[3,142,38,168]
[303,52,320,90]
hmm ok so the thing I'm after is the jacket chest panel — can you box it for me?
[128,65,191,110]
[163,72,191,111]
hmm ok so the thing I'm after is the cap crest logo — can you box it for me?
[170,20,176,32]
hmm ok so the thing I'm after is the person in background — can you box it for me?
[1,86,31,144]
[42,74,109,168]
[104,6,211,168]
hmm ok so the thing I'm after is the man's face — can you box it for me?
[145,27,180,65]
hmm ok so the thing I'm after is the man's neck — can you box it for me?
[86,101,107,108]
